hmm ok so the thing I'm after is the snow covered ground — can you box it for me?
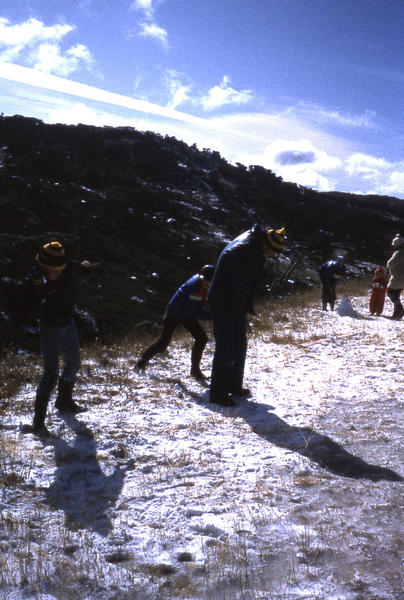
[1,293,403,600]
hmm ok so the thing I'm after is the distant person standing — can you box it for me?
[319,260,346,311]
[22,241,88,436]
[207,225,286,407]
[368,266,388,316]
[386,233,404,320]
[136,265,214,380]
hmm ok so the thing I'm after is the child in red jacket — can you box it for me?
[369,266,388,315]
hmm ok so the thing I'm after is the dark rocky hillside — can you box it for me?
[0,114,403,352]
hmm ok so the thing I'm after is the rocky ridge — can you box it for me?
[0,114,403,351]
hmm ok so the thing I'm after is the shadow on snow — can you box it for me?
[169,378,403,483]
[43,416,125,536]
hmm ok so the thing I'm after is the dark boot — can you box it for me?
[229,387,251,397]
[136,358,148,370]
[55,379,86,414]
[136,341,163,370]
[21,392,51,435]
[190,367,208,381]
[209,390,235,407]
[190,336,207,381]
[391,305,404,320]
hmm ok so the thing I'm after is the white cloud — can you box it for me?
[168,84,189,109]
[32,42,94,76]
[131,0,168,47]
[200,76,253,111]
[0,62,210,127]
[345,155,404,197]
[0,17,72,47]
[268,139,341,171]
[382,169,404,196]
[319,109,377,128]
[138,22,168,47]
[0,17,95,76]
[288,169,333,191]
[295,102,378,129]
[0,63,403,200]
[131,0,154,18]
[252,139,341,191]
[345,153,392,176]
[47,101,115,127]
[205,111,350,157]
[388,170,404,187]
[164,71,192,110]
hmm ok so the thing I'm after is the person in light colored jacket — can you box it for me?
[386,233,404,320]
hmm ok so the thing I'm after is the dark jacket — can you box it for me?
[207,224,264,314]
[319,260,346,286]
[166,274,212,320]
[25,261,78,327]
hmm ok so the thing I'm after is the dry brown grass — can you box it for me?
[0,352,38,411]
[2,278,398,600]
[0,278,370,409]
[253,276,370,346]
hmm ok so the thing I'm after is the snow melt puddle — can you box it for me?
[1,295,403,600]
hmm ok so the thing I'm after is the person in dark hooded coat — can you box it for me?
[319,259,346,311]
[207,225,286,407]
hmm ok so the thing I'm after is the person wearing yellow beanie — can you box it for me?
[207,224,286,407]
[265,227,286,254]
[36,241,67,272]
[22,241,87,435]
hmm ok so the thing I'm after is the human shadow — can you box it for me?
[235,398,402,482]
[43,416,125,536]
[172,379,402,482]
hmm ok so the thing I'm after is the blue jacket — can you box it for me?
[319,260,346,285]
[166,274,212,320]
[207,224,264,315]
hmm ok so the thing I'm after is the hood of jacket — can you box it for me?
[207,224,264,314]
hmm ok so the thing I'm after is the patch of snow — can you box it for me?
[336,296,366,318]
[1,294,402,600]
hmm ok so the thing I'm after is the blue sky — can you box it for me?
[1,0,403,198]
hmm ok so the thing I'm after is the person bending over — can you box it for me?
[207,225,286,407]
[319,259,346,311]
[136,265,214,380]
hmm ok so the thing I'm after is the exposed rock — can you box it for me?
[1,114,403,351]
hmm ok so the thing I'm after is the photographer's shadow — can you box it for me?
[44,417,125,536]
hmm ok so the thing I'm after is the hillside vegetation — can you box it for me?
[0,114,403,351]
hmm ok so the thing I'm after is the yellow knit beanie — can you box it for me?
[36,241,67,271]
[265,227,286,252]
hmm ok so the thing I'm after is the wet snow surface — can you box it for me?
[1,295,403,600]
